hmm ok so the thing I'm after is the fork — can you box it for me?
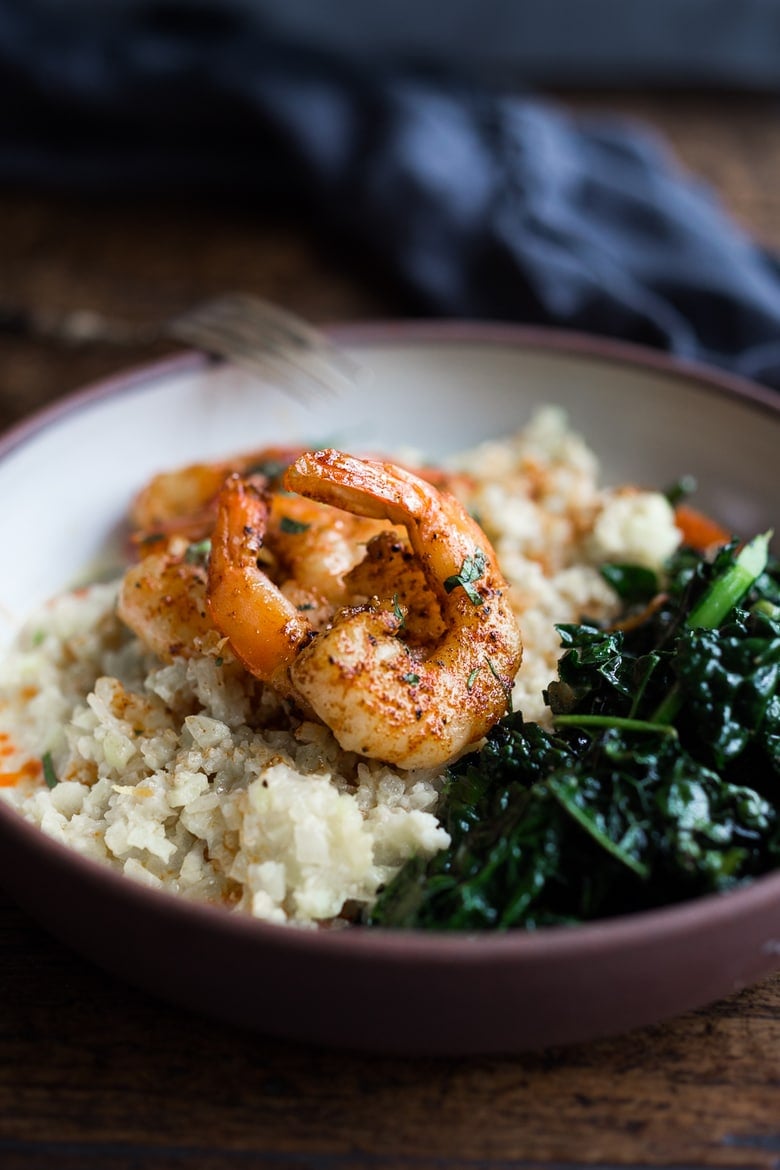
[166,294,364,401]
[0,293,364,403]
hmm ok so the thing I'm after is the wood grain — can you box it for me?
[1,877,779,1168]
[1,91,779,1169]
[0,194,399,427]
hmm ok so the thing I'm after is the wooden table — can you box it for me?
[1,92,779,1168]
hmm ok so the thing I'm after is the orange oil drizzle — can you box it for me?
[0,760,41,787]
[0,733,42,786]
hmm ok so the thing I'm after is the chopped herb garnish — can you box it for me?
[41,751,58,789]
[246,457,288,480]
[466,666,481,691]
[279,516,311,535]
[402,672,421,685]
[392,593,405,628]
[214,657,224,668]
[486,656,513,713]
[184,538,212,566]
[444,549,487,605]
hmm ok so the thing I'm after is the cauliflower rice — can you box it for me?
[0,408,681,927]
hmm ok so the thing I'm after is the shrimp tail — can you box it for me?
[206,474,312,689]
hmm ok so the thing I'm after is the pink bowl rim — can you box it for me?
[1,318,779,964]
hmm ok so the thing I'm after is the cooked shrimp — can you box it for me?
[117,537,216,661]
[283,450,523,769]
[205,472,393,688]
[206,475,313,692]
[343,529,446,648]
[121,464,386,673]
[127,448,522,769]
[267,492,388,609]
[130,446,303,544]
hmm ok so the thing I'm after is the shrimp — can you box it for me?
[120,462,387,674]
[285,451,522,768]
[122,446,521,769]
[266,492,388,609]
[207,450,522,769]
[117,537,217,662]
[130,446,304,545]
[129,446,472,547]
[205,475,313,693]
[205,473,393,689]
[343,529,446,648]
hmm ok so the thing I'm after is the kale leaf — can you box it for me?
[368,539,780,931]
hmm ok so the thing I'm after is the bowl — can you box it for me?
[1,321,778,1055]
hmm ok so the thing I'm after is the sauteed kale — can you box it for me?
[368,535,780,930]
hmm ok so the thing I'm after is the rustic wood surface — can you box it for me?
[1,91,780,1168]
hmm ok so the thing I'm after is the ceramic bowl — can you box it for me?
[1,322,778,1055]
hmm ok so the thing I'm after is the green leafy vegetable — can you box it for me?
[653,533,769,725]
[599,563,659,604]
[664,475,698,507]
[687,532,770,630]
[368,536,780,931]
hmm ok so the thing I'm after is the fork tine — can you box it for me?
[168,328,322,402]
[181,311,350,392]
[167,294,363,401]
[203,294,361,381]
[168,316,332,402]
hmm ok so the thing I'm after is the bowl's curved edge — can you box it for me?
[3,321,778,458]
[1,321,780,1054]
[2,774,780,1055]
[0,350,210,458]
[328,319,780,418]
